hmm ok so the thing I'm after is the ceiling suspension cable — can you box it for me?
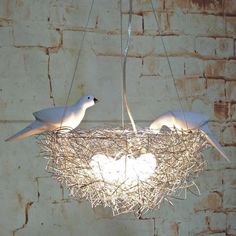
[150,0,188,128]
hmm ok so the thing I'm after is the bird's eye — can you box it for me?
[88,96,90,99]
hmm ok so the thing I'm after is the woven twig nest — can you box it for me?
[38,127,208,216]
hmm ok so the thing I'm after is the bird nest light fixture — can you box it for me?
[37,0,212,216]
[38,128,208,216]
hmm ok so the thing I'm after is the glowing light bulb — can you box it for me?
[90,153,157,187]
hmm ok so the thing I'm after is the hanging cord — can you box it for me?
[120,0,125,128]
[122,0,137,134]
[150,0,188,128]
[60,0,95,128]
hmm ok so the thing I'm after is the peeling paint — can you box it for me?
[214,101,230,120]
[190,0,205,9]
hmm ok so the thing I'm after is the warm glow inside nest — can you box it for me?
[38,127,208,216]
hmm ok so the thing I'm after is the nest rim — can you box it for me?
[37,126,208,216]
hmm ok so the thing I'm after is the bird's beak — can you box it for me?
[94,98,99,103]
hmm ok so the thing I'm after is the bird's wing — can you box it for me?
[201,124,230,162]
[33,106,71,124]
[171,111,209,128]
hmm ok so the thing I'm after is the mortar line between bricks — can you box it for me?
[153,218,157,236]
[94,52,236,61]
[50,27,236,38]
[122,9,236,17]
[12,202,34,236]
[47,51,56,106]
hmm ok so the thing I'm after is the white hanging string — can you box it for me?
[120,0,125,128]
[150,0,188,128]
[60,0,95,128]
[121,0,137,134]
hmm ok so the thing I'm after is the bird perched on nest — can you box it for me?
[5,95,98,142]
[150,111,230,162]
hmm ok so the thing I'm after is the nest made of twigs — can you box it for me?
[37,127,208,216]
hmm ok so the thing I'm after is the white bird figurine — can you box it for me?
[5,95,98,142]
[150,111,230,162]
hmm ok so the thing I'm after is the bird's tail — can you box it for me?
[5,121,47,142]
[203,125,230,162]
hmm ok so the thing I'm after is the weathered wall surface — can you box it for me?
[0,0,235,235]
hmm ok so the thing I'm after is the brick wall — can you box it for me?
[0,0,235,235]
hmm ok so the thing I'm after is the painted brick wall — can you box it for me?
[0,0,235,235]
